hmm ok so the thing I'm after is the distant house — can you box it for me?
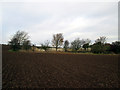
[36,46,64,52]
[49,47,64,51]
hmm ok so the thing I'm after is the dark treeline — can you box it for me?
[7,30,120,54]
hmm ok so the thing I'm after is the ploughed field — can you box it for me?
[2,47,119,88]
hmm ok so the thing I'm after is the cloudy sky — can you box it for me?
[1,0,118,45]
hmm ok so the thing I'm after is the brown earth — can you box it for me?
[2,45,119,88]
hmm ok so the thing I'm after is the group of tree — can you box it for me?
[91,37,120,54]
[8,30,120,54]
[8,31,31,51]
[91,37,109,53]
[71,38,91,52]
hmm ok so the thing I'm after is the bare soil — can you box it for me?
[2,46,119,88]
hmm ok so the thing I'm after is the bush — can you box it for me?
[110,41,120,54]
[91,44,103,53]
[9,38,21,51]
[91,43,110,54]
[23,40,31,51]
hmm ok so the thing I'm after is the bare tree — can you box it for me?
[95,36,106,44]
[52,33,64,51]
[71,38,84,52]
[41,40,50,52]
[9,30,30,51]
[64,40,69,52]
[84,39,91,44]
[12,31,29,45]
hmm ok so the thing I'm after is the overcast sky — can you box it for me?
[1,1,118,45]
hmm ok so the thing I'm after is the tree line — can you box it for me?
[8,30,120,54]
